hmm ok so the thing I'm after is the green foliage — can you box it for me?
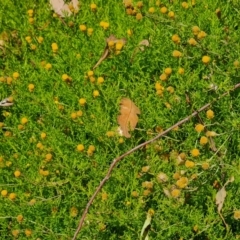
[0,0,240,239]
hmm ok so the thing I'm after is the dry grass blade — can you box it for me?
[117,98,140,138]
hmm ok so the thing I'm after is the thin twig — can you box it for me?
[72,82,240,240]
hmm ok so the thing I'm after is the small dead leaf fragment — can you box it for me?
[0,97,14,107]
[117,98,140,138]
[139,39,150,51]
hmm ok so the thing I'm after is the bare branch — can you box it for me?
[72,82,240,240]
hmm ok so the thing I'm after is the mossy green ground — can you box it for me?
[1,0,240,239]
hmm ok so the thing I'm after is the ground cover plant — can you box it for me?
[1,0,240,239]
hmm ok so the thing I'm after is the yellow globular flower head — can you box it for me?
[192,26,200,35]
[136,13,143,20]
[77,144,84,152]
[167,86,174,93]
[1,189,8,197]
[88,145,95,152]
[37,36,44,44]
[87,28,94,36]
[76,110,83,117]
[182,2,189,9]
[172,34,180,44]
[30,44,37,50]
[171,189,181,198]
[200,136,208,145]
[79,24,87,32]
[102,192,108,201]
[45,63,52,70]
[155,82,164,91]
[233,60,240,68]
[160,73,168,81]
[87,70,94,77]
[71,112,77,119]
[36,142,44,150]
[131,191,139,198]
[176,177,189,189]
[127,29,133,36]
[90,3,97,11]
[178,67,185,74]
[39,169,49,176]
[17,214,24,223]
[70,207,78,217]
[27,9,34,17]
[185,160,195,168]
[202,55,211,64]
[206,109,214,119]
[12,230,20,238]
[234,210,240,220]
[188,38,198,46]
[191,148,200,157]
[25,229,32,237]
[6,77,13,85]
[164,67,172,76]
[165,102,171,109]
[93,90,100,98]
[160,6,168,14]
[195,123,204,133]
[97,77,104,84]
[173,172,181,180]
[28,18,34,24]
[9,193,17,200]
[25,36,32,43]
[45,153,53,162]
[79,98,86,106]
[197,31,207,40]
[62,74,69,81]
[168,11,175,19]
[106,131,115,137]
[202,162,210,170]
[137,1,143,8]
[51,43,58,53]
[148,7,155,13]
[41,132,47,139]
[172,50,182,58]
[13,72,19,79]
[14,170,21,177]
[107,40,115,48]
[28,83,35,92]
[21,117,28,125]
[115,41,124,51]
[100,21,109,30]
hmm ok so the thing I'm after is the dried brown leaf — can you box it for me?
[215,176,234,228]
[117,98,140,138]
[50,0,79,17]
[139,39,150,51]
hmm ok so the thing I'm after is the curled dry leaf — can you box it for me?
[93,35,126,69]
[139,39,150,51]
[215,176,234,228]
[131,39,150,62]
[0,97,14,107]
[117,98,140,138]
[50,0,79,17]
